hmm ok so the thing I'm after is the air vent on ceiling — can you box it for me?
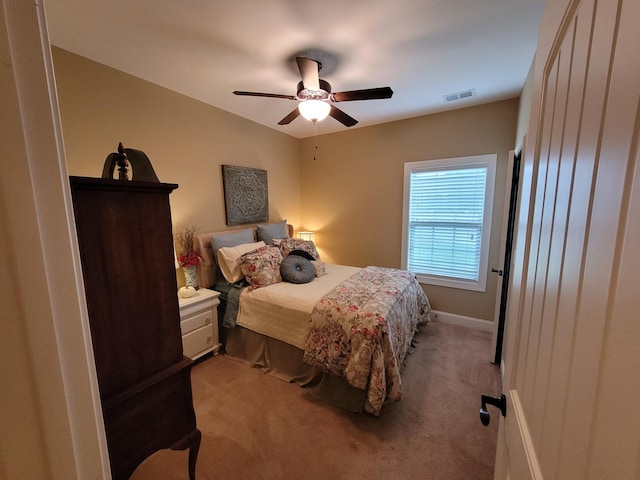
[444,89,476,102]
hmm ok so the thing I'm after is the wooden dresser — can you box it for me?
[70,176,200,480]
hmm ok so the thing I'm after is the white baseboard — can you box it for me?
[430,310,494,332]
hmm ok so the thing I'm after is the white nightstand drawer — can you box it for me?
[180,309,214,336]
[178,288,221,360]
[182,323,215,359]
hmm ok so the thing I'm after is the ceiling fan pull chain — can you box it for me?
[313,120,318,161]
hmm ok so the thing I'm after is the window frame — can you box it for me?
[401,154,497,292]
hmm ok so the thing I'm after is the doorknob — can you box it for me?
[480,394,507,426]
[491,268,503,276]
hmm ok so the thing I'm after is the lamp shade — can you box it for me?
[298,100,330,122]
[296,231,315,243]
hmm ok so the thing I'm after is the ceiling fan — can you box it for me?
[233,57,393,127]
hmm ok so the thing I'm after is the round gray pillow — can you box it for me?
[280,255,315,284]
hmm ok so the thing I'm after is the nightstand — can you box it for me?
[178,288,221,360]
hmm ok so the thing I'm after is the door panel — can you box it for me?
[497,0,640,478]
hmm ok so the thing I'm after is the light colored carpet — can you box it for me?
[131,321,501,479]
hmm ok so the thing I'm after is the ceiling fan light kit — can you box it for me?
[298,99,331,122]
[233,56,393,128]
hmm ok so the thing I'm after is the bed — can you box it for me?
[195,222,431,415]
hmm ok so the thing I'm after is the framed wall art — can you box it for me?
[221,165,269,225]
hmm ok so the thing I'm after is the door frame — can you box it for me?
[1,0,109,477]
[491,149,522,364]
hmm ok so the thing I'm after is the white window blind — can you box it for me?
[402,155,496,291]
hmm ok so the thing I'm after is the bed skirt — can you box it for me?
[224,326,367,413]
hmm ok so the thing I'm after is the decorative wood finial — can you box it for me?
[115,142,129,180]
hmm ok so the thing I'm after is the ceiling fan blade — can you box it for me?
[233,90,296,100]
[278,108,301,125]
[331,87,393,102]
[329,105,358,127]
[296,57,320,91]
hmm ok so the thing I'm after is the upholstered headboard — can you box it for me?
[195,224,294,289]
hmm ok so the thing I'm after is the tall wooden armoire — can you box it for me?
[70,176,200,479]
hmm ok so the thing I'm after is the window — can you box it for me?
[401,154,496,292]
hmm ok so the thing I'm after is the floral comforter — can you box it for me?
[302,266,431,415]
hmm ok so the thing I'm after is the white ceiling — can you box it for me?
[44,0,546,139]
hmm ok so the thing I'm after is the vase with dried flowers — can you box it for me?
[175,223,202,289]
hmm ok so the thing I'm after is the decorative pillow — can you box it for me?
[211,228,255,253]
[289,249,315,261]
[257,220,289,245]
[278,238,320,260]
[217,241,266,283]
[236,245,283,290]
[311,260,327,277]
[280,255,316,284]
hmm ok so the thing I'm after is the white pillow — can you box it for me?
[217,241,266,283]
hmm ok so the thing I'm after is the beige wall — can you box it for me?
[516,58,535,151]
[52,47,302,234]
[300,99,519,320]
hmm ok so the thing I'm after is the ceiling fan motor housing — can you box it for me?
[297,79,331,100]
